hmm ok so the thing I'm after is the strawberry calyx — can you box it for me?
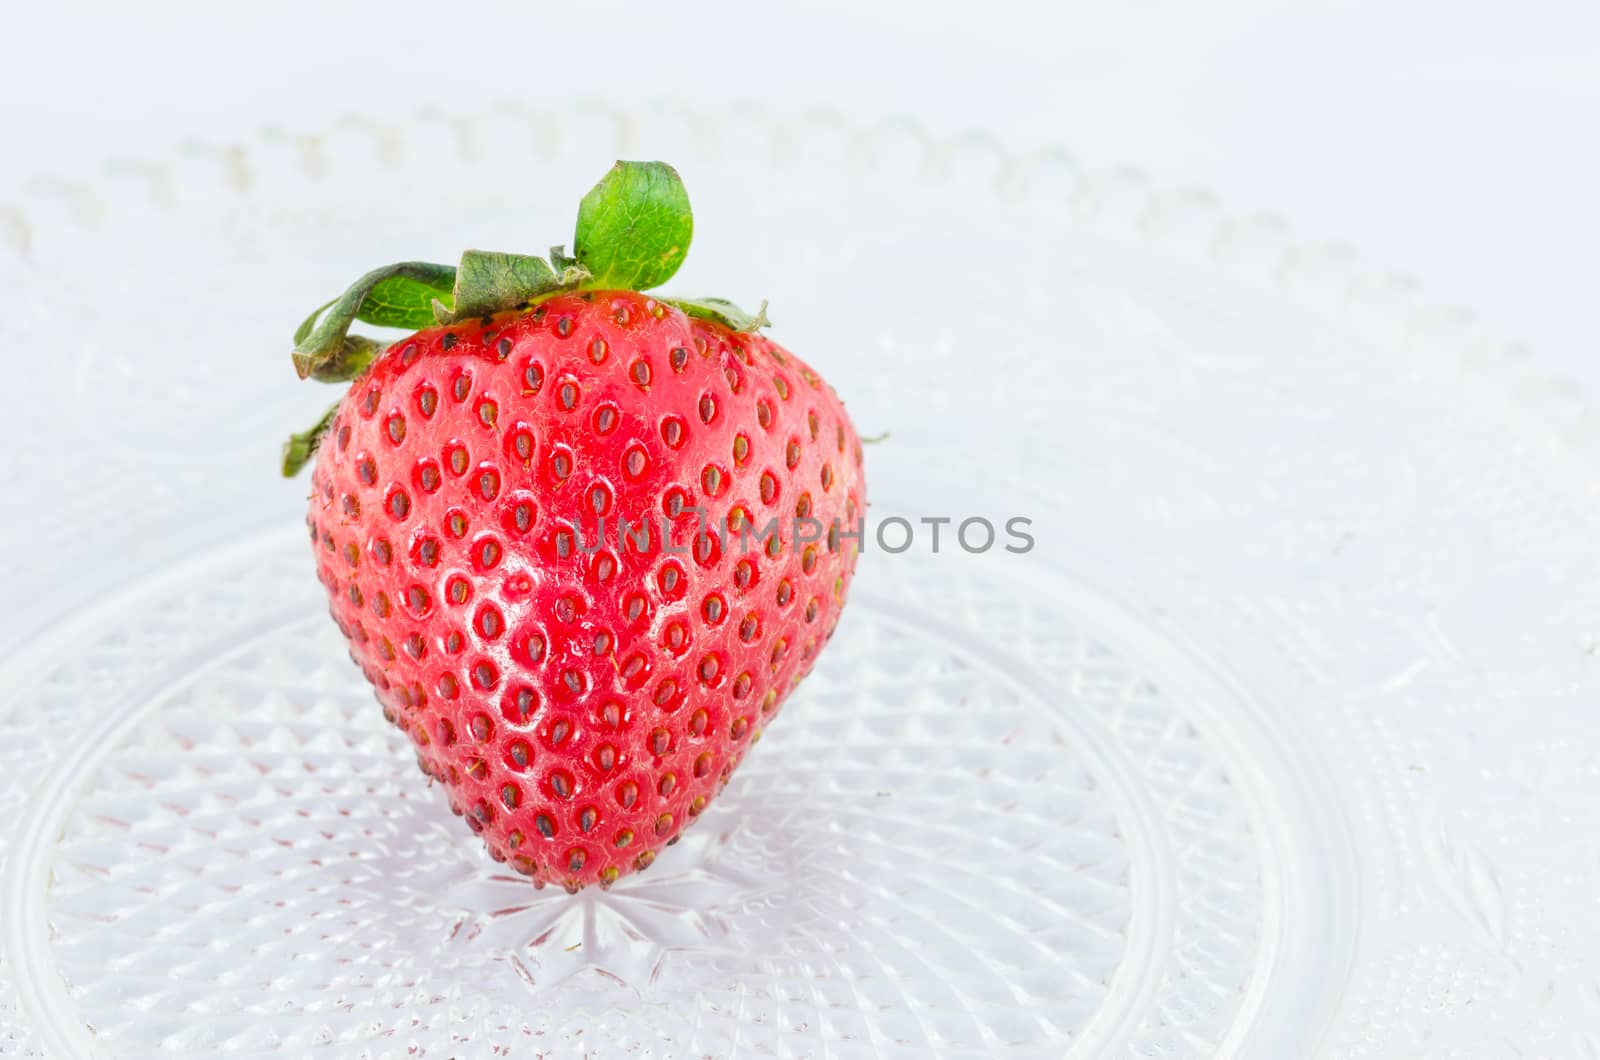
[281,402,339,477]
[291,262,456,381]
[281,160,768,476]
[670,296,772,332]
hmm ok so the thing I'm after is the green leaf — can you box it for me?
[450,250,563,321]
[308,335,382,384]
[668,296,771,333]
[294,298,336,346]
[550,244,578,272]
[359,269,456,329]
[281,400,341,477]
[292,261,456,379]
[574,161,693,291]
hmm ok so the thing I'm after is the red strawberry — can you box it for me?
[283,163,864,890]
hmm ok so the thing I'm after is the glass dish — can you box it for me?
[1,102,1596,1058]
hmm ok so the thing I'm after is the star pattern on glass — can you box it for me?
[439,824,792,995]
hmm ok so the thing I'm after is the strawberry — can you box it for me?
[283,162,865,890]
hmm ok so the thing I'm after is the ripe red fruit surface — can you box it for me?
[305,291,864,889]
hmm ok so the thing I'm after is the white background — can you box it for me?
[1,0,1596,382]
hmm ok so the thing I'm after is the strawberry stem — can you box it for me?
[281,160,773,475]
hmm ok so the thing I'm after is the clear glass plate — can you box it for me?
[2,103,1597,1059]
